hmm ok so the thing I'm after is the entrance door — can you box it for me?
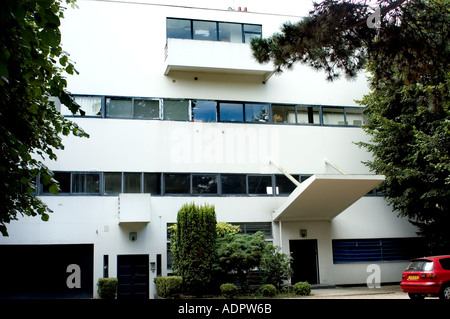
[117,254,149,299]
[289,240,319,284]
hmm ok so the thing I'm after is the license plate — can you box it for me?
[408,275,419,280]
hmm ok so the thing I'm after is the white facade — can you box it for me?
[0,1,418,299]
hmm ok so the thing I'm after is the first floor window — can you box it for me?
[72,173,100,194]
[164,173,190,194]
[106,97,132,118]
[163,99,189,121]
[124,173,141,193]
[104,172,122,195]
[221,174,247,195]
[192,174,218,194]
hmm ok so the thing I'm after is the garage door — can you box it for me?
[0,244,93,298]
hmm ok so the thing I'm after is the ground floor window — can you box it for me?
[332,238,423,264]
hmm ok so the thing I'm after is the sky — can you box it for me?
[91,0,316,16]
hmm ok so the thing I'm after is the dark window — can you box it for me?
[164,173,190,194]
[245,103,270,123]
[104,172,122,195]
[192,174,218,194]
[219,103,244,122]
[43,172,71,194]
[72,173,100,194]
[232,222,273,239]
[439,258,450,270]
[221,174,247,194]
[276,174,298,195]
[248,175,273,195]
[105,97,132,118]
[124,173,141,193]
[167,18,191,39]
[144,173,161,194]
[192,100,217,122]
[332,238,422,264]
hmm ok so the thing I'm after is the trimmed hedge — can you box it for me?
[259,284,277,297]
[97,278,118,299]
[154,276,182,299]
[293,281,311,296]
[220,283,238,299]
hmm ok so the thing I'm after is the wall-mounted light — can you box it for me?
[300,229,307,238]
[129,232,137,241]
[150,262,156,273]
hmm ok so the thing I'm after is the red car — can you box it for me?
[401,255,450,300]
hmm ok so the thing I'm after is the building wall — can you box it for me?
[0,1,418,298]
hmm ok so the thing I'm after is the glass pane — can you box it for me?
[221,174,246,194]
[144,173,161,194]
[192,100,217,122]
[244,33,261,43]
[167,18,191,39]
[323,107,346,125]
[192,175,218,194]
[248,175,272,195]
[193,21,217,41]
[272,105,296,124]
[345,108,367,126]
[164,173,190,194]
[134,99,160,119]
[245,103,270,123]
[74,96,102,116]
[104,172,122,195]
[219,103,244,122]
[106,97,132,118]
[218,22,242,43]
[297,106,320,124]
[124,173,141,193]
[72,173,100,194]
[43,172,71,193]
[244,24,262,33]
[276,175,298,195]
[163,99,189,121]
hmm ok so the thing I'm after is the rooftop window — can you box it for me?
[167,18,262,43]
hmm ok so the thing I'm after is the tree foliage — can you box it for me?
[0,0,88,236]
[251,0,449,252]
[172,203,217,296]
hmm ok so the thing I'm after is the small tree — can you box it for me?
[172,203,217,296]
[216,231,266,292]
[260,244,293,290]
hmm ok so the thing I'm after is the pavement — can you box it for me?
[304,284,409,299]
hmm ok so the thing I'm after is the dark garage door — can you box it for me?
[0,244,94,298]
[117,254,149,299]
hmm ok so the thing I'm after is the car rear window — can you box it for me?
[439,258,450,270]
[406,259,434,271]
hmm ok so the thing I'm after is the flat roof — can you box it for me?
[272,174,385,221]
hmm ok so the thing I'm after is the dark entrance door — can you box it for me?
[289,240,319,284]
[117,254,149,299]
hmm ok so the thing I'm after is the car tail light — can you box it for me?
[420,273,437,280]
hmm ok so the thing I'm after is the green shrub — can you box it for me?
[154,276,182,299]
[220,283,238,299]
[259,284,277,297]
[293,281,311,296]
[97,278,118,299]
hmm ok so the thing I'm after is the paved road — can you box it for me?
[304,285,410,299]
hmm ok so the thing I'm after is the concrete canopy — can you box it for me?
[272,174,385,221]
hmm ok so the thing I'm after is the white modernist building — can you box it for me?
[0,1,419,299]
